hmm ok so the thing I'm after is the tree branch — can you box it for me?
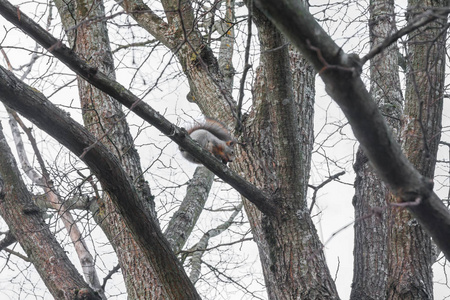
[0,124,101,299]
[253,0,450,260]
[0,64,202,299]
[360,7,450,66]
[0,0,278,217]
[164,166,215,254]
[0,231,16,251]
[309,170,345,213]
[101,264,121,291]
[115,0,175,49]
[187,202,243,283]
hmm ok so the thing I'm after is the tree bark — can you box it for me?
[387,1,447,299]
[232,6,339,299]
[351,0,403,298]
[52,0,169,297]
[0,124,101,300]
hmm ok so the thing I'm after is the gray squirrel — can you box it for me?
[180,118,237,164]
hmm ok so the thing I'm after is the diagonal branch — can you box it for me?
[308,170,345,213]
[187,202,243,284]
[360,7,450,66]
[0,124,101,299]
[115,0,175,49]
[0,0,278,217]
[6,109,105,297]
[0,65,201,299]
[253,0,450,260]
[164,166,215,254]
[0,231,16,251]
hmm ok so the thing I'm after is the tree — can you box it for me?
[352,0,447,299]
[0,0,449,299]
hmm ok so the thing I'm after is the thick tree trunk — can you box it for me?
[53,0,175,298]
[387,1,447,299]
[232,7,339,299]
[351,0,403,298]
[0,125,101,300]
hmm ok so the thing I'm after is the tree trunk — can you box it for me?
[231,6,339,299]
[53,0,182,298]
[0,125,101,300]
[387,1,447,299]
[351,0,403,298]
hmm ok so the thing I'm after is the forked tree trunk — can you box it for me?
[121,0,337,296]
[231,6,339,299]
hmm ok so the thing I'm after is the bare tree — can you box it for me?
[352,0,447,299]
[0,0,449,299]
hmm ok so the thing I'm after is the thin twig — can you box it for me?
[360,7,450,66]
[3,247,30,262]
[236,0,253,131]
[309,171,345,213]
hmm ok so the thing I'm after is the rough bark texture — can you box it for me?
[0,65,201,300]
[351,0,403,298]
[253,0,450,262]
[231,7,339,299]
[164,166,214,254]
[53,0,171,298]
[0,124,101,300]
[387,1,447,299]
[217,0,235,91]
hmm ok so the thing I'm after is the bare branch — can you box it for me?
[0,64,201,299]
[253,0,450,259]
[0,231,16,251]
[165,166,215,254]
[237,1,253,129]
[361,7,450,66]
[308,170,345,213]
[0,0,279,217]
[5,84,105,298]
[0,124,101,299]
[101,264,121,291]
[188,202,243,283]
[2,247,30,262]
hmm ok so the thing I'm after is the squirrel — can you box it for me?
[180,117,237,164]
